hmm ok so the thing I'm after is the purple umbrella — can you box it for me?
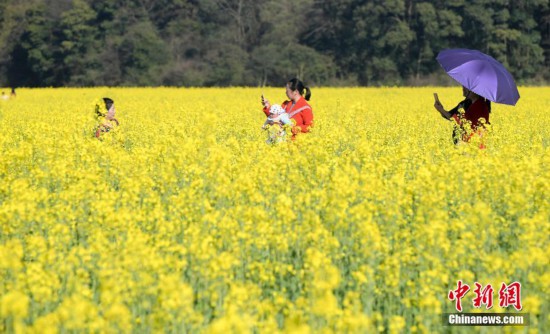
[436,48,520,106]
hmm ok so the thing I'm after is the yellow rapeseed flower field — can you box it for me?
[0,87,548,333]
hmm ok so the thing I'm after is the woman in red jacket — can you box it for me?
[434,86,490,146]
[262,78,313,137]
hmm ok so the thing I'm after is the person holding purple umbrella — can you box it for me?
[433,48,520,147]
[434,86,490,145]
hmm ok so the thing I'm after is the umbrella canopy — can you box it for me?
[436,48,520,106]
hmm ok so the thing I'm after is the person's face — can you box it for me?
[105,105,114,118]
[286,84,298,100]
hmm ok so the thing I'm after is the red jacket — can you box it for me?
[452,98,490,130]
[263,96,313,134]
[452,98,490,148]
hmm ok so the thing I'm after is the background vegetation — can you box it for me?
[0,0,549,87]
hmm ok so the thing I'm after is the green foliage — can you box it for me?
[17,4,57,86]
[0,0,548,86]
[251,43,336,86]
[59,0,100,85]
[118,21,170,86]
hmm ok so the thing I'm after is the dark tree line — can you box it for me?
[0,0,549,87]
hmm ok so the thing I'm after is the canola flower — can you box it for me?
[0,87,548,333]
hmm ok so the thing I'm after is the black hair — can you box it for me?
[485,99,491,113]
[103,97,114,110]
[287,78,311,101]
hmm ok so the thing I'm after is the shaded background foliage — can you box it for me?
[0,0,549,87]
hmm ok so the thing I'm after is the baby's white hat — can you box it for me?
[269,104,285,116]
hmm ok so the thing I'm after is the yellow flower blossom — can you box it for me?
[0,87,548,333]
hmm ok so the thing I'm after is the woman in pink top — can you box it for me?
[95,98,119,139]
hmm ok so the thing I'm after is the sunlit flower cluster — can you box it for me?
[0,87,548,333]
